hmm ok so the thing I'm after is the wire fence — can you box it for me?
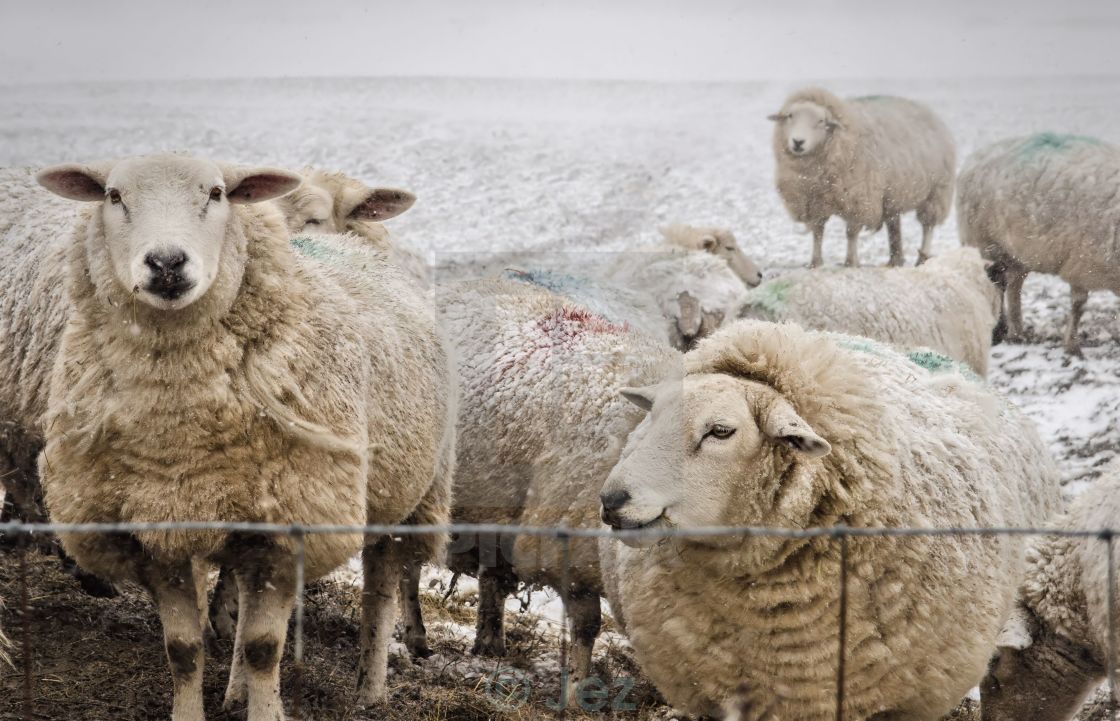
[1,519,1118,721]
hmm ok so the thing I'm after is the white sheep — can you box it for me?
[401,276,678,701]
[598,320,1061,720]
[769,87,956,268]
[957,133,1120,356]
[272,167,429,286]
[738,246,1002,376]
[33,154,456,720]
[980,460,1120,721]
[657,224,763,286]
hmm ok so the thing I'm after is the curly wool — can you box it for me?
[772,88,955,236]
[739,247,1001,375]
[600,320,1061,719]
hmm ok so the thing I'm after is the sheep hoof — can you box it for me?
[916,252,932,266]
[885,257,905,268]
[407,642,434,660]
[471,637,507,657]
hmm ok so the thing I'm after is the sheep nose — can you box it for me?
[791,138,805,152]
[600,489,631,525]
[144,250,187,273]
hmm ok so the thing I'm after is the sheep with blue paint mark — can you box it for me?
[738,247,1001,375]
[769,87,956,267]
[957,133,1120,356]
[273,167,428,286]
[598,319,1061,720]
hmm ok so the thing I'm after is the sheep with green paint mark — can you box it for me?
[738,247,1001,376]
[769,87,956,267]
[957,133,1120,356]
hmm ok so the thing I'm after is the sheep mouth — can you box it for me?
[609,511,669,534]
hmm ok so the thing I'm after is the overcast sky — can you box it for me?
[2,0,1117,84]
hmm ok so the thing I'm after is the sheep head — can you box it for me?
[769,99,840,157]
[659,225,763,287]
[599,373,830,551]
[979,602,1102,721]
[37,155,300,311]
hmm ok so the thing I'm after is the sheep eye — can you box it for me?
[209,187,223,202]
[107,189,122,205]
[704,424,737,441]
[303,219,323,227]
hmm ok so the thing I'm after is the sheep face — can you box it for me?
[279,170,415,236]
[703,230,762,287]
[37,156,301,311]
[599,373,830,548]
[979,605,1102,721]
[769,100,838,156]
[278,184,336,234]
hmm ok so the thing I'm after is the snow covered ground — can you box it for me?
[2,74,1115,488]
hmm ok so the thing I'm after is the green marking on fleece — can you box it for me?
[742,278,792,320]
[906,349,956,373]
[1017,132,1102,159]
[290,235,345,264]
[838,337,888,357]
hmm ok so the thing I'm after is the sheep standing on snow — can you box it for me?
[598,321,1061,720]
[957,133,1120,356]
[769,87,956,268]
[272,167,429,285]
[33,154,455,719]
[400,277,678,700]
[980,461,1120,721]
[738,246,1002,375]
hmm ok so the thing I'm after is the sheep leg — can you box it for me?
[563,589,602,707]
[144,561,206,721]
[1064,285,1089,357]
[809,221,826,268]
[235,556,295,721]
[209,565,239,641]
[358,536,402,706]
[1005,268,1028,341]
[399,558,432,658]
[844,224,860,267]
[917,224,935,265]
[885,216,904,267]
[472,560,518,657]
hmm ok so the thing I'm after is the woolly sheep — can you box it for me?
[272,167,429,286]
[33,154,456,719]
[401,277,678,700]
[603,246,759,350]
[769,87,956,268]
[957,133,1120,356]
[980,460,1120,721]
[657,223,763,286]
[738,246,1002,375]
[598,321,1061,719]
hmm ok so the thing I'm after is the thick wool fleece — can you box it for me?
[41,214,454,582]
[440,277,679,591]
[773,88,956,233]
[739,247,1000,375]
[600,321,1061,720]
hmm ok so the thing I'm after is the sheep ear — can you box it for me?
[36,162,111,201]
[700,234,719,252]
[767,113,787,122]
[223,167,303,204]
[620,386,656,412]
[761,397,830,457]
[676,290,703,338]
[996,604,1034,651]
[347,188,416,222]
[826,119,843,131]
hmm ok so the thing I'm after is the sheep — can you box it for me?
[272,167,429,286]
[32,154,456,720]
[768,87,956,268]
[980,460,1120,721]
[738,246,1002,376]
[657,224,763,286]
[956,132,1120,356]
[400,276,678,700]
[597,320,1061,720]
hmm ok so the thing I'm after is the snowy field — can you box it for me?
[1,74,1116,489]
